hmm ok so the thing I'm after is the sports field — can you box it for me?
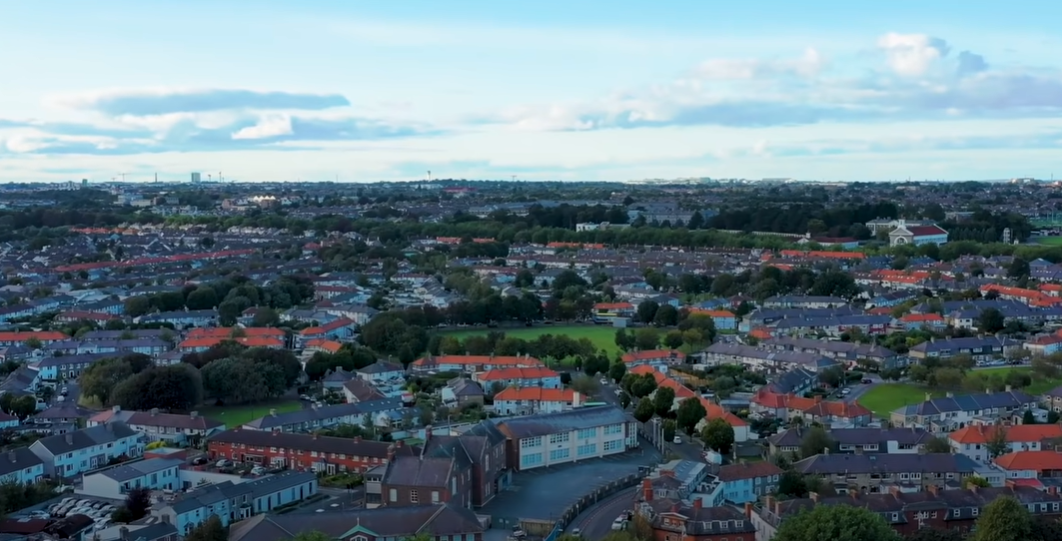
[442,325,621,356]
[858,367,1062,418]
[1037,236,1062,246]
[202,400,302,428]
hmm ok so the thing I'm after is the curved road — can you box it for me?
[565,487,638,541]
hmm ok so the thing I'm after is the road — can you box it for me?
[565,487,637,540]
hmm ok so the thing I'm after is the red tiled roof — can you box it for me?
[950,424,1062,444]
[0,331,68,342]
[187,327,284,339]
[54,249,255,272]
[995,451,1062,471]
[495,387,575,402]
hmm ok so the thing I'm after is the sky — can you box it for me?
[1,1,1062,183]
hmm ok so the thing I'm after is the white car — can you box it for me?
[611,517,627,531]
[600,378,609,385]
[841,388,851,396]
[673,435,682,444]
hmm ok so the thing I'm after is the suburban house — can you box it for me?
[410,354,544,374]
[636,487,756,541]
[242,399,405,433]
[890,390,1037,432]
[208,428,418,473]
[909,336,1019,363]
[948,424,1062,464]
[89,407,225,445]
[0,448,45,485]
[80,458,183,499]
[493,406,638,471]
[492,387,582,416]
[768,427,935,456]
[714,461,784,505]
[993,451,1062,480]
[153,471,318,534]
[621,349,687,369]
[29,423,144,478]
[474,367,562,390]
[792,452,994,493]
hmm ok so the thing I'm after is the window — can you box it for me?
[577,443,597,457]
[520,437,542,448]
[389,488,397,502]
[521,453,544,467]
[432,491,440,503]
[603,440,622,452]
[577,428,597,439]
[549,433,570,444]
[604,424,624,435]
[410,489,419,503]
[549,448,570,461]
[972,508,979,517]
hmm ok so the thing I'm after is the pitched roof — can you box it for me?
[494,387,576,402]
[227,503,484,541]
[994,450,1062,471]
[950,424,1062,445]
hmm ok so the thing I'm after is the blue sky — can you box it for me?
[2,1,1061,182]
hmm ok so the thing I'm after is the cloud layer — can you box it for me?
[1,88,429,156]
[486,33,1062,132]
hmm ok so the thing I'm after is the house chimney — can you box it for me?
[190,411,198,419]
[765,495,776,514]
[386,444,396,462]
[849,491,858,501]
[823,447,829,456]
[642,478,653,501]
[396,439,404,448]
[1048,486,1058,496]
[354,436,361,443]
[1006,385,1013,393]
[744,502,753,518]
[969,484,978,494]
[926,484,939,496]
[693,498,702,510]
[150,408,159,416]
[925,392,932,402]
[312,432,319,440]
[112,405,121,413]
[270,408,277,417]
[946,392,954,398]
[809,492,819,503]
[65,434,73,445]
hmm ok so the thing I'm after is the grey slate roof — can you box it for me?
[769,427,934,449]
[894,390,1035,416]
[0,447,44,477]
[35,423,139,454]
[98,458,182,482]
[227,503,484,541]
[493,405,632,440]
[793,452,980,475]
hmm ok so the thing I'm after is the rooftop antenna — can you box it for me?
[208,174,212,183]
[427,170,432,181]
[120,172,126,182]
[154,173,158,183]
[511,175,516,182]
[219,171,223,182]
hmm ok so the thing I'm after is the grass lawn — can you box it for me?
[442,325,622,357]
[975,366,1062,395]
[202,400,302,428]
[1037,236,1062,246]
[858,384,943,419]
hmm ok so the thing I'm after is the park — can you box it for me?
[442,325,622,356]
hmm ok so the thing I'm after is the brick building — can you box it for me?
[636,478,757,541]
[207,428,419,474]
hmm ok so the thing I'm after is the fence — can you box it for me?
[542,473,641,541]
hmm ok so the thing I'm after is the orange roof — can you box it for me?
[495,387,575,402]
[629,365,746,427]
[594,302,634,310]
[749,328,773,340]
[0,331,67,342]
[950,424,1062,444]
[187,327,284,339]
[980,284,1062,306]
[412,355,543,368]
[995,451,1062,471]
[179,336,284,349]
[866,307,894,316]
[299,318,356,336]
[688,309,735,318]
[305,339,343,353]
[477,367,559,381]
[901,313,945,323]
[1040,284,1062,292]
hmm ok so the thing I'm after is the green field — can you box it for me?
[1036,236,1062,246]
[202,400,302,428]
[858,384,943,419]
[442,325,621,357]
[858,367,1062,419]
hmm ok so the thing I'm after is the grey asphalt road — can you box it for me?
[565,487,638,540]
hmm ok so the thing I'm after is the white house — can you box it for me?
[493,406,638,471]
[79,458,183,499]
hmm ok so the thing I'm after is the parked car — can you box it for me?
[192,456,209,465]
[216,459,232,468]
[611,517,627,531]
[673,435,682,444]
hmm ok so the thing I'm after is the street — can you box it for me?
[565,487,638,541]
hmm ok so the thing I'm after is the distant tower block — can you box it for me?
[191,172,202,183]
[1002,227,1012,244]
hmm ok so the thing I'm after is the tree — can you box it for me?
[924,437,952,454]
[653,305,678,327]
[799,426,834,459]
[184,516,228,541]
[634,328,660,351]
[630,374,658,398]
[962,476,991,489]
[973,496,1033,541]
[776,469,808,498]
[663,330,684,350]
[618,391,631,409]
[111,364,203,411]
[675,397,707,436]
[903,528,966,541]
[817,366,845,388]
[633,399,655,423]
[1008,257,1030,279]
[124,295,151,317]
[608,362,627,384]
[614,329,634,351]
[653,386,676,417]
[773,504,900,541]
[1023,409,1036,425]
[978,308,1006,333]
[701,417,735,454]
[125,487,152,520]
[251,307,280,327]
[637,300,660,324]
[986,424,1009,459]
[186,286,218,310]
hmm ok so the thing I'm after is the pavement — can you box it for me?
[479,445,661,525]
[565,487,638,540]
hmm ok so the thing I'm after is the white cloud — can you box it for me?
[5,135,49,153]
[231,114,294,140]
[696,48,824,80]
[877,33,950,76]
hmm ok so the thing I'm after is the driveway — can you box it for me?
[480,446,660,524]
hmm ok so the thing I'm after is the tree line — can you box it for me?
[123,274,314,325]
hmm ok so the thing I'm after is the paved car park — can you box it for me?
[37,496,121,534]
[480,445,661,523]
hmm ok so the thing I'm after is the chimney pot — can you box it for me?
[693,498,702,509]
[354,436,361,443]
[744,502,753,518]
[65,433,73,445]
[190,411,198,419]
[809,491,819,503]
[642,478,653,502]
[150,408,159,416]
[112,405,120,413]
[270,408,277,416]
